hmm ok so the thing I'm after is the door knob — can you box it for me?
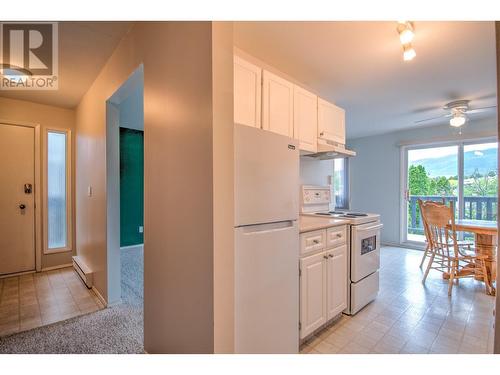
[19,203,26,210]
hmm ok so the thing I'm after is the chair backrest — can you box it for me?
[419,200,458,257]
[418,198,446,244]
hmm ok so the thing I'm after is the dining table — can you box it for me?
[447,219,497,296]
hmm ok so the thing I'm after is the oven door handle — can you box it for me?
[355,223,384,232]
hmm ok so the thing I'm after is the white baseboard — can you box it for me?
[120,244,144,252]
[41,263,73,272]
[382,241,424,251]
[91,286,108,308]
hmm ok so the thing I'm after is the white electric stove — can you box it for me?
[300,185,383,315]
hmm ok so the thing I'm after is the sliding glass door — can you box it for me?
[402,139,498,245]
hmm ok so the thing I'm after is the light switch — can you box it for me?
[138,226,144,233]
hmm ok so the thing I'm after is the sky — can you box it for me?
[409,142,497,163]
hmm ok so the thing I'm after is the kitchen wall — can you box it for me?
[75,22,234,353]
[299,157,334,210]
[0,97,76,270]
[347,117,497,245]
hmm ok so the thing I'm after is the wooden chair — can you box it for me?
[418,198,446,268]
[420,200,491,296]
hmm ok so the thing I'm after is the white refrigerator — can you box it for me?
[234,124,299,354]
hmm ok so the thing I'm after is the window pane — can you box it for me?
[334,158,348,209]
[463,142,498,223]
[47,132,67,249]
[407,145,458,242]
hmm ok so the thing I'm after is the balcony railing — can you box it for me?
[408,195,498,236]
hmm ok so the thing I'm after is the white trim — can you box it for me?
[0,119,42,273]
[43,127,72,254]
[397,132,497,147]
[382,241,424,251]
[91,286,108,308]
[41,263,72,272]
[120,244,144,251]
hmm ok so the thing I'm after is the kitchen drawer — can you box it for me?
[326,226,346,248]
[300,229,326,256]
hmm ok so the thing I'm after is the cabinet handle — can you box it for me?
[328,254,334,258]
[336,233,342,238]
[313,239,319,244]
[323,255,328,259]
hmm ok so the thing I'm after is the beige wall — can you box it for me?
[75,22,234,353]
[494,21,499,355]
[212,22,235,353]
[0,97,76,270]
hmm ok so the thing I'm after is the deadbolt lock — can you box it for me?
[24,183,33,194]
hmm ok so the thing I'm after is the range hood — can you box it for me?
[304,140,356,160]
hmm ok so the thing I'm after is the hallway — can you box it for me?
[0,246,143,353]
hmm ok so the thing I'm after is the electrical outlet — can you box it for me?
[138,226,144,233]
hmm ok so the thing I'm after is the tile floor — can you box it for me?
[301,246,496,354]
[0,267,104,337]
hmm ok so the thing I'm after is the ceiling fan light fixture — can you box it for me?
[398,22,415,44]
[403,45,416,61]
[450,114,466,127]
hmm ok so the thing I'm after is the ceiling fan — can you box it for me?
[414,100,496,127]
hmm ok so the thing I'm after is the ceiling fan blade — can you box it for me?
[414,113,451,124]
[465,106,497,114]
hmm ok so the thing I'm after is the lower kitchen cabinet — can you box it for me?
[326,245,347,320]
[299,252,327,338]
[299,243,347,339]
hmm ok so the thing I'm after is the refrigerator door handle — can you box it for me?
[239,220,295,234]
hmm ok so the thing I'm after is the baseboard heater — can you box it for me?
[72,256,93,289]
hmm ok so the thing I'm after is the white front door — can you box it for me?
[0,123,36,275]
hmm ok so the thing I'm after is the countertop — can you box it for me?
[299,215,349,233]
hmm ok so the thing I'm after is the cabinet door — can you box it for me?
[262,70,294,137]
[300,252,327,339]
[293,85,318,153]
[234,56,262,128]
[326,245,348,320]
[318,98,345,145]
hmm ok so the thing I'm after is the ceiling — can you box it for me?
[0,22,132,108]
[234,21,497,139]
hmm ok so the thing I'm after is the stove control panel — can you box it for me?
[301,185,331,213]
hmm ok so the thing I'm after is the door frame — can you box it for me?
[0,119,42,273]
[400,135,497,247]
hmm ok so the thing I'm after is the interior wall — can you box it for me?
[0,97,76,270]
[75,21,234,353]
[494,20,499,355]
[212,21,234,353]
[347,118,497,245]
[299,157,334,210]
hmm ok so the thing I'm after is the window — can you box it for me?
[333,158,350,209]
[45,129,71,252]
[403,139,498,244]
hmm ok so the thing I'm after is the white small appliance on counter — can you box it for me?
[301,185,383,315]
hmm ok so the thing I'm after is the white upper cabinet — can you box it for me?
[293,85,318,153]
[318,98,346,146]
[234,56,262,128]
[262,70,294,138]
